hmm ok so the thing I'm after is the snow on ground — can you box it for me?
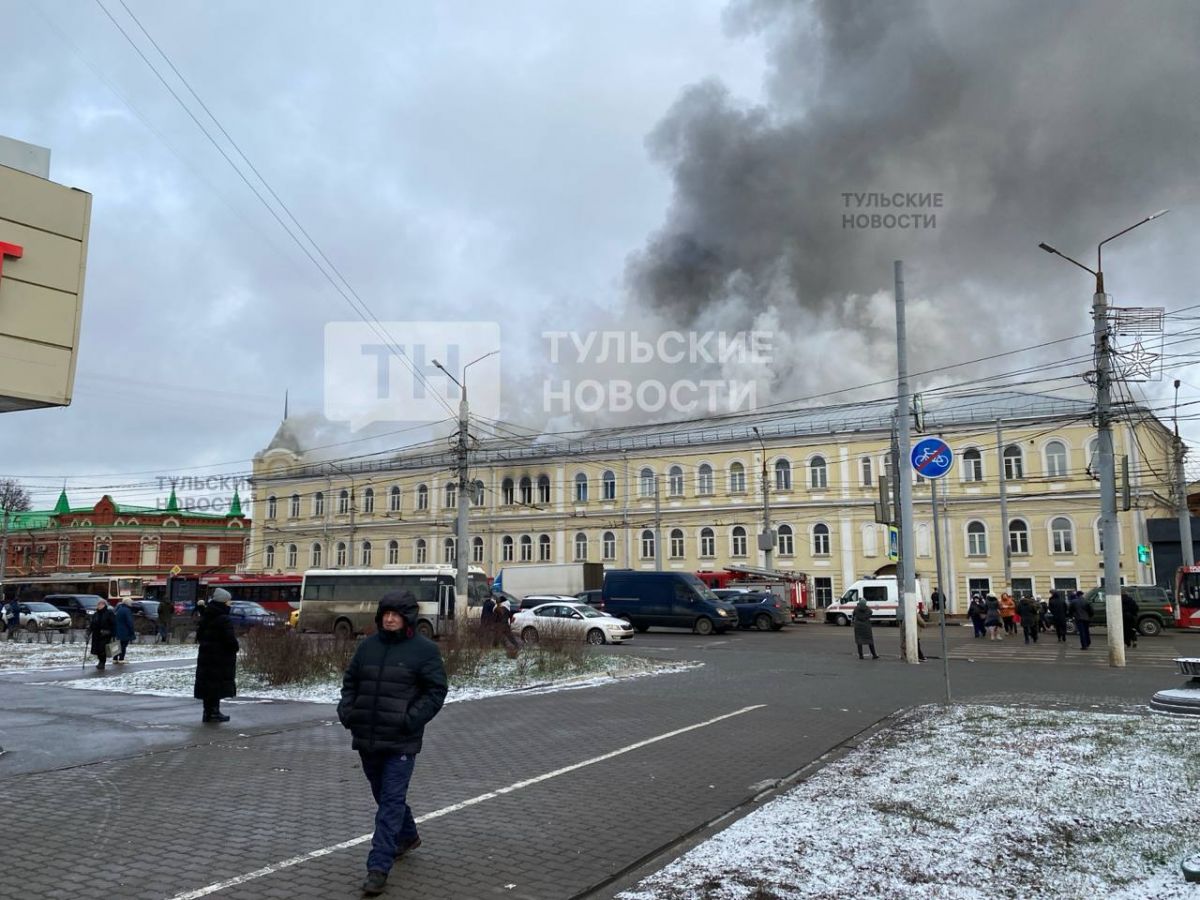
[0,638,196,672]
[50,652,701,705]
[619,704,1200,900]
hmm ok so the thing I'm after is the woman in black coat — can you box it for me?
[852,598,878,659]
[88,599,117,670]
[1121,592,1139,650]
[193,589,240,722]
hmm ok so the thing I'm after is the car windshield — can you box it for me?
[24,602,59,612]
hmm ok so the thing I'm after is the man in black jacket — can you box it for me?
[339,591,448,897]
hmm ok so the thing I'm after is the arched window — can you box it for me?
[310,542,323,567]
[1045,441,1068,478]
[574,473,589,503]
[812,523,830,556]
[338,489,350,515]
[363,488,375,513]
[1009,519,1029,555]
[415,539,427,564]
[963,448,983,482]
[809,456,827,489]
[668,465,684,497]
[729,462,746,493]
[861,524,878,557]
[286,544,297,569]
[313,492,325,516]
[775,459,792,491]
[290,494,300,517]
[538,534,551,561]
[335,542,347,567]
[574,532,588,561]
[537,475,551,504]
[1003,446,1023,481]
[966,521,987,556]
[416,484,429,510]
[519,535,533,562]
[389,486,401,512]
[700,527,716,557]
[602,531,616,560]
[360,541,372,567]
[697,464,714,496]
[777,524,794,556]
[444,538,456,564]
[860,457,873,488]
[731,526,747,556]
[519,477,533,505]
[445,482,457,509]
[1087,438,1100,477]
[502,535,514,562]
[602,470,617,501]
[387,540,399,566]
[1051,517,1074,554]
[502,478,515,505]
[95,541,111,565]
[265,545,275,569]
[640,467,656,498]
[669,528,685,558]
[640,529,656,559]
[471,480,485,506]
[266,495,277,519]
[472,536,484,563]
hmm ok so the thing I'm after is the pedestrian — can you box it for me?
[1038,597,1051,633]
[338,591,448,897]
[1048,590,1069,643]
[930,587,946,614]
[967,594,986,638]
[157,594,174,643]
[113,597,136,663]
[1016,595,1039,644]
[999,592,1017,635]
[852,597,878,659]
[88,598,116,670]
[1121,591,1139,649]
[495,597,520,656]
[478,592,496,645]
[193,588,239,723]
[4,596,19,639]
[1070,590,1094,650]
[984,595,1003,641]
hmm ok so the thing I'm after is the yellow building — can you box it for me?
[247,391,1175,613]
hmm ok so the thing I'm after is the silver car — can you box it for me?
[18,602,73,631]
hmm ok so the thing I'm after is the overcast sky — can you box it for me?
[2,0,1198,512]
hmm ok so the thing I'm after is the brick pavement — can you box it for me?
[0,624,1189,900]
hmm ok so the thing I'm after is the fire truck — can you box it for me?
[694,565,809,621]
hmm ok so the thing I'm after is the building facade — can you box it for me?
[248,392,1176,613]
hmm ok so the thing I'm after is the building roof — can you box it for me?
[264,418,303,455]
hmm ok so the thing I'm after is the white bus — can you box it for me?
[298,566,489,639]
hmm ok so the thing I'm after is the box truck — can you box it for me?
[493,563,604,599]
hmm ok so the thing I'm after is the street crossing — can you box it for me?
[949,635,1187,669]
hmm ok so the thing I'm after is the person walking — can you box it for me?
[193,588,239,723]
[157,594,174,643]
[999,592,1017,635]
[1048,590,1069,643]
[967,594,986,638]
[1016,595,1040,645]
[852,597,878,659]
[4,596,19,639]
[112,597,136,664]
[495,597,520,656]
[984,595,1003,641]
[1121,591,1139,650]
[479,592,496,645]
[88,598,116,670]
[339,591,448,898]
[1070,590,1094,650]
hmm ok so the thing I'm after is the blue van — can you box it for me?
[600,571,738,635]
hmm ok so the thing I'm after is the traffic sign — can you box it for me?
[911,437,953,479]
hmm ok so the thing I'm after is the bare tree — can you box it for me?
[0,479,31,513]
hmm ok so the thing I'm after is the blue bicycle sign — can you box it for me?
[910,438,953,480]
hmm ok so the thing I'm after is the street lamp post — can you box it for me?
[434,350,498,623]
[1039,210,1168,668]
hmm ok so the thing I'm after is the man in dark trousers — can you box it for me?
[1048,590,1069,643]
[339,591,448,897]
[1121,591,1139,649]
[1070,590,1094,650]
[157,593,174,643]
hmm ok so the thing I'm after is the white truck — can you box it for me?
[824,575,927,626]
[493,563,604,599]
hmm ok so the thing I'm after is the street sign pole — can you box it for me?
[931,475,951,703]
[911,437,954,685]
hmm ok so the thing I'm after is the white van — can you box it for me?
[824,576,926,626]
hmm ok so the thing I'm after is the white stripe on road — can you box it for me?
[164,703,766,899]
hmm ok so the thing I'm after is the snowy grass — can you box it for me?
[619,704,1200,900]
[0,639,197,671]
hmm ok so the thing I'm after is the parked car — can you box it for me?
[711,589,790,631]
[1067,585,1175,636]
[600,570,738,635]
[575,589,603,607]
[130,599,160,635]
[227,600,279,630]
[43,593,103,628]
[516,593,580,611]
[17,601,72,631]
[512,601,635,645]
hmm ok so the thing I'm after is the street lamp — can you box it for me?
[1039,209,1168,668]
[432,350,499,621]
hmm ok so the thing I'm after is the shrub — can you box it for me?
[241,627,356,686]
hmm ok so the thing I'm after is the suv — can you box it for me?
[43,594,104,628]
[1070,585,1175,636]
[712,589,789,631]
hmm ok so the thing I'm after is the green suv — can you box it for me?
[1067,585,1175,636]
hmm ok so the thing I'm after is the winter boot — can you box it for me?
[394,836,421,858]
[362,870,388,896]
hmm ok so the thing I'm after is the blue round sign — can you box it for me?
[910,438,953,479]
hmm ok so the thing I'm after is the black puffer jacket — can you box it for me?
[193,601,239,700]
[338,591,448,755]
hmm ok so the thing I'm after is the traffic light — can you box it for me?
[1137,544,1151,564]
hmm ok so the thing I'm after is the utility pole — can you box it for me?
[1176,379,1194,567]
[894,261,918,664]
[753,427,772,571]
[653,475,662,572]
[0,507,8,602]
[996,419,1012,594]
